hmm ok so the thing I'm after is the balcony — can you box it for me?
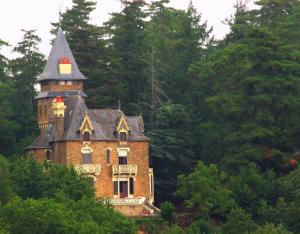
[112,165,137,175]
[74,164,101,176]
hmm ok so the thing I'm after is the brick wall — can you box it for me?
[40,81,83,92]
[63,140,151,199]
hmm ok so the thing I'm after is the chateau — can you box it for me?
[26,28,157,216]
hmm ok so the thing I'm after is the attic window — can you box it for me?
[59,57,72,75]
[119,132,127,142]
[83,131,90,142]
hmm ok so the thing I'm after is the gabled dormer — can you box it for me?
[116,115,130,144]
[80,113,94,142]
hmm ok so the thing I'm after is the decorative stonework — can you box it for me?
[113,165,137,175]
[74,164,101,176]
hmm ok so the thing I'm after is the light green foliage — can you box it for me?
[176,161,236,216]
[187,219,212,234]
[221,208,257,234]
[228,164,278,215]
[10,159,94,200]
[250,223,292,234]
[0,197,136,234]
[160,201,176,225]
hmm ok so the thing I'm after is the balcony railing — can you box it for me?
[112,165,137,175]
[109,197,145,206]
[74,164,101,176]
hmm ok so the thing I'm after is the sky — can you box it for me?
[0,0,255,58]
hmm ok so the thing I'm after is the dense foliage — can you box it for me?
[1,0,300,232]
[0,155,136,234]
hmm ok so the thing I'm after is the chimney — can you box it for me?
[52,96,66,139]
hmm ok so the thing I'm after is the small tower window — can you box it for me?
[106,149,111,164]
[83,131,90,141]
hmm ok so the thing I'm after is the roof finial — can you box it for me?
[59,3,62,27]
[118,100,121,111]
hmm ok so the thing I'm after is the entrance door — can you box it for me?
[120,181,128,198]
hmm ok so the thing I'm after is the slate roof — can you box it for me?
[27,96,149,149]
[37,28,86,82]
[26,125,54,149]
[36,91,87,99]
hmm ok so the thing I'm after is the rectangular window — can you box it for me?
[67,81,72,85]
[113,181,118,195]
[120,132,127,141]
[59,81,65,85]
[129,177,134,195]
[45,150,51,161]
[119,157,128,165]
[83,132,90,141]
[106,149,110,164]
[82,153,92,164]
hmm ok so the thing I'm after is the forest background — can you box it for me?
[0,0,300,233]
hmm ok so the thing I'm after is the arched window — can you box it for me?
[82,148,92,164]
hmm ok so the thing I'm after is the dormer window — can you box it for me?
[120,132,127,142]
[83,131,90,142]
[116,115,129,144]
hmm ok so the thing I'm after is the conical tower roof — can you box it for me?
[37,28,86,82]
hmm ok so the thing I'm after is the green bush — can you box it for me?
[160,201,176,225]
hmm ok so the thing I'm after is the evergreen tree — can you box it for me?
[195,7,300,172]
[9,29,45,154]
[104,0,148,114]
[53,0,126,109]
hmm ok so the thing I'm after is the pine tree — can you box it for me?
[9,29,45,154]
[52,0,126,109]
[104,0,148,114]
